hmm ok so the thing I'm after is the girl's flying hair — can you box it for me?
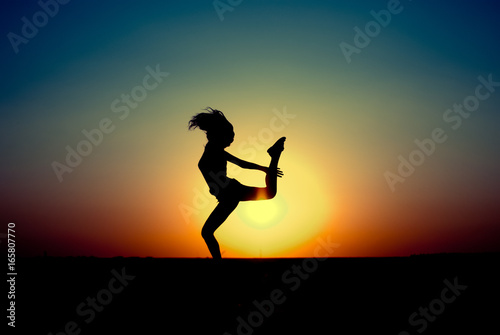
[188,107,229,132]
[189,107,233,144]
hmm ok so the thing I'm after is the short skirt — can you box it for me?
[209,178,247,202]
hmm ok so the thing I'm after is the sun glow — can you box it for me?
[214,148,334,257]
[238,194,288,229]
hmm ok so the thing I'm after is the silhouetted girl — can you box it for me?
[189,107,286,259]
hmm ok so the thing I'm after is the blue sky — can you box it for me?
[1,0,499,257]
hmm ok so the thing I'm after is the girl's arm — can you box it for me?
[225,152,266,172]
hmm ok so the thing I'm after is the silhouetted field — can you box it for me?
[13,253,499,334]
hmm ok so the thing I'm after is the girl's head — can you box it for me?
[189,107,234,147]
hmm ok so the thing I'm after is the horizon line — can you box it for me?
[19,251,500,259]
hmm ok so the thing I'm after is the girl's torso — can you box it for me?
[198,143,229,193]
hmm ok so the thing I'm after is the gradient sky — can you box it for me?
[2,0,499,258]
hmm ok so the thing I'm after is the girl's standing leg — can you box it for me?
[201,200,239,259]
[201,137,286,259]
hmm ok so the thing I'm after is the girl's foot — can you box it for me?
[267,137,286,158]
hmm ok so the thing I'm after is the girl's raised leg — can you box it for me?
[265,136,286,199]
[240,137,286,201]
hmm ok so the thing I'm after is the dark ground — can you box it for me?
[6,253,500,334]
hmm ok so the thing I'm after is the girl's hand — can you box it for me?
[262,166,284,178]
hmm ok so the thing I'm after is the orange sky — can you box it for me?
[2,1,500,258]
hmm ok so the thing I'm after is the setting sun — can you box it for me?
[4,0,499,260]
[238,194,288,229]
